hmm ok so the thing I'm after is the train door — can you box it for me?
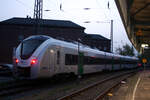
[49,48,55,75]
[39,48,54,77]
[49,46,60,75]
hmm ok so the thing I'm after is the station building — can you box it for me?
[0,17,111,63]
[0,17,85,63]
[82,34,111,52]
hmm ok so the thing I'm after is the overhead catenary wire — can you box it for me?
[15,0,33,10]
[15,0,33,16]
[45,0,66,12]
[95,0,110,20]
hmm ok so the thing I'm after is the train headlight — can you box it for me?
[30,58,37,65]
[50,49,54,53]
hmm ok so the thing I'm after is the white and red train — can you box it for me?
[13,35,138,79]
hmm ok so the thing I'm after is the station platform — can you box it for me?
[112,69,150,100]
[133,70,150,100]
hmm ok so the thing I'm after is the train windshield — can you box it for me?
[20,36,49,59]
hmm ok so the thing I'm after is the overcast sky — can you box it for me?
[0,0,133,53]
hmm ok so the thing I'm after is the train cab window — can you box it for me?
[20,36,49,59]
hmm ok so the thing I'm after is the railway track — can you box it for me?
[0,75,76,98]
[0,80,37,97]
[0,69,139,99]
[58,70,137,100]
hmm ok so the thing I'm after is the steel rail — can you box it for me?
[94,73,134,100]
[58,69,138,100]
[0,80,39,97]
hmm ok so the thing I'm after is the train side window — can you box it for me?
[84,56,106,65]
[65,54,72,65]
[65,54,78,65]
[113,59,121,64]
[105,58,112,64]
[57,51,60,64]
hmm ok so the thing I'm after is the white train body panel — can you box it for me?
[14,35,139,79]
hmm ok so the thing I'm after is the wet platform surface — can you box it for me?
[111,69,150,100]
[133,70,150,100]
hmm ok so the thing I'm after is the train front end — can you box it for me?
[13,35,49,79]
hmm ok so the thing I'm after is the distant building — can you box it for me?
[0,17,85,63]
[82,34,111,52]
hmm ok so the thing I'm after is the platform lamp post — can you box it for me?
[77,38,84,79]
[141,44,148,70]
[78,38,81,79]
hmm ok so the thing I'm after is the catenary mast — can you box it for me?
[33,0,43,19]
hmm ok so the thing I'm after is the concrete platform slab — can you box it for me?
[111,70,150,100]
[134,70,150,100]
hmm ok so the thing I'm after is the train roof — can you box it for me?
[23,35,50,41]
[24,35,138,60]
